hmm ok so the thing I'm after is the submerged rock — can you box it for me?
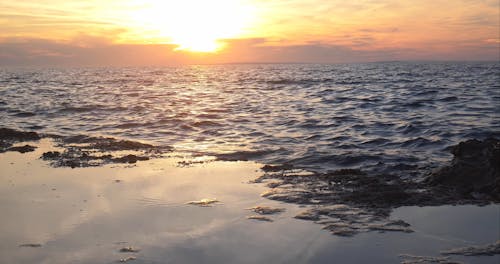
[119,256,137,262]
[367,223,413,233]
[294,210,321,221]
[399,254,462,264]
[215,149,275,161]
[247,215,274,222]
[247,206,285,215]
[441,241,500,256]
[295,205,413,236]
[119,247,140,253]
[62,135,158,151]
[19,243,42,248]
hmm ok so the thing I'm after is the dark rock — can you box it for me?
[119,256,137,262]
[62,135,157,151]
[0,140,12,150]
[427,138,499,200]
[399,254,459,264]
[19,243,42,248]
[119,247,140,253]
[0,128,40,141]
[42,151,61,159]
[113,154,149,164]
[247,215,274,222]
[91,139,155,151]
[247,206,285,215]
[0,127,171,167]
[6,145,37,153]
[261,164,294,172]
[254,138,500,237]
[216,149,275,161]
[441,240,500,256]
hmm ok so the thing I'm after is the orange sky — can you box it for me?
[0,0,499,66]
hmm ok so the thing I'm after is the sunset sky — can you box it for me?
[1,0,499,66]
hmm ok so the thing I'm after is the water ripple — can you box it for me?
[1,62,499,173]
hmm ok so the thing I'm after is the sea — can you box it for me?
[1,62,499,174]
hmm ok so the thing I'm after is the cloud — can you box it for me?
[0,37,185,67]
[0,36,498,67]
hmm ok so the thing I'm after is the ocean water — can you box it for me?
[1,62,499,173]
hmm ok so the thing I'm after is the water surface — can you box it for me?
[1,62,499,172]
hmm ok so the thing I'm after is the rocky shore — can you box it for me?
[0,127,171,167]
[2,127,499,239]
[254,138,499,236]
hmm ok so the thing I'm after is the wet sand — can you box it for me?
[0,139,498,264]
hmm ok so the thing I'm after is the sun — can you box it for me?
[129,0,256,53]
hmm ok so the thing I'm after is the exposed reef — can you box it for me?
[254,138,499,236]
[0,127,171,167]
[2,127,498,242]
[5,145,37,153]
[0,128,41,142]
[427,138,499,200]
[0,128,40,153]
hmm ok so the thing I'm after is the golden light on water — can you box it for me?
[128,0,257,52]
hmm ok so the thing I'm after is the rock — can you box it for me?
[252,138,500,237]
[63,135,156,151]
[113,154,149,164]
[323,224,358,237]
[0,140,12,150]
[428,138,499,200]
[41,151,61,159]
[119,256,137,262]
[0,128,40,141]
[294,210,320,221]
[0,127,172,168]
[367,224,413,233]
[19,243,42,248]
[261,164,293,172]
[119,247,140,253]
[441,240,500,256]
[399,254,462,264]
[6,145,36,153]
[266,181,282,188]
[247,206,285,215]
[247,215,274,222]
